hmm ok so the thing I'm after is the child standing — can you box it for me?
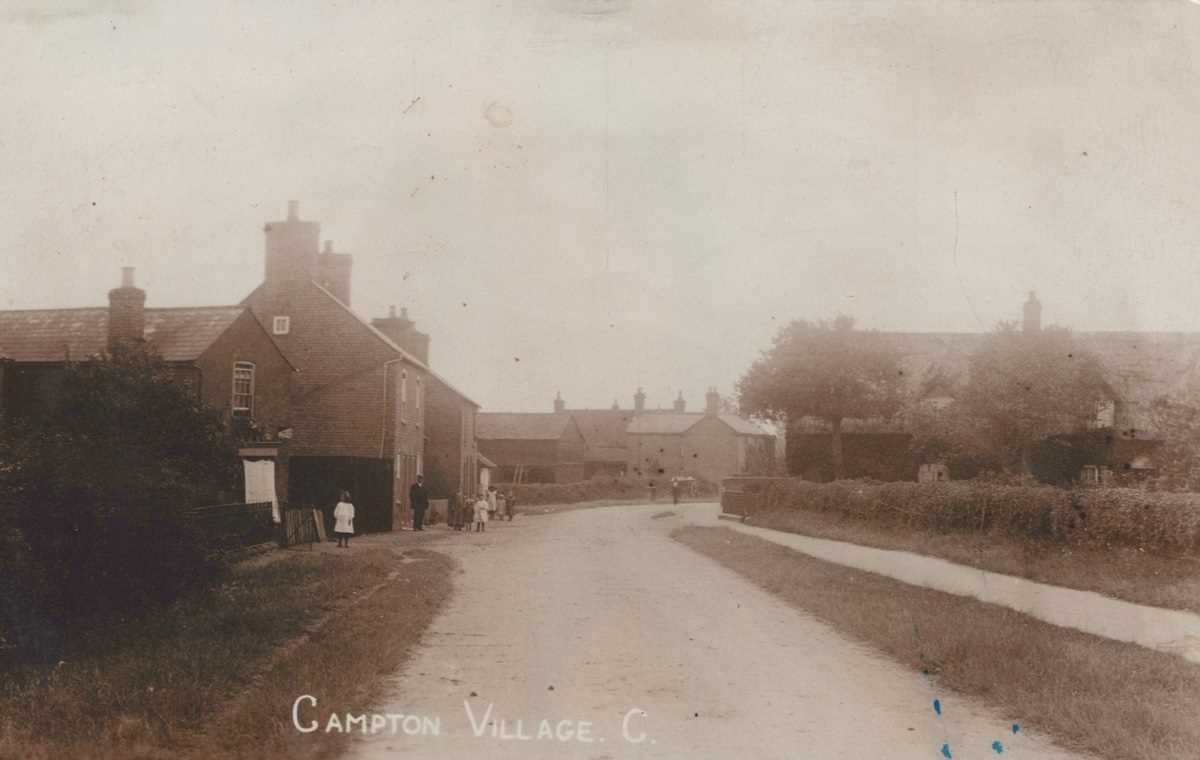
[473,493,490,533]
[333,490,355,548]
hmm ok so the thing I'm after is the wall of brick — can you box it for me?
[425,375,478,500]
[627,418,773,484]
[195,309,292,436]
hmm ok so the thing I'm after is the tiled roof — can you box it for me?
[0,306,247,362]
[477,412,575,441]
[568,408,637,449]
[625,412,774,437]
[626,413,700,435]
[717,414,776,437]
[245,280,480,408]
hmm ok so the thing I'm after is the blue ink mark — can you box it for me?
[933,699,942,716]
[940,742,953,758]
[993,740,1004,753]
[1012,724,1020,734]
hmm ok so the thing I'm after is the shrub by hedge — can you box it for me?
[753,479,1200,553]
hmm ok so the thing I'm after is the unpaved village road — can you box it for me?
[346,503,1085,760]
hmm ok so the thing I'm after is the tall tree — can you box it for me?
[737,315,905,480]
[1148,392,1200,490]
[948,322,1110,475]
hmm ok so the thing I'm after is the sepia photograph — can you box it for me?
[2,1,1200,758]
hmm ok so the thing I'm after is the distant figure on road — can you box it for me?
[473,493,490,532]
[505,490,516,521]
[333,490,355,548]
[410,475,429,531]
[671,478,681,505]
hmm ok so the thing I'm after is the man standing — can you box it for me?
[410,474,429,532]
[671,477,681,506]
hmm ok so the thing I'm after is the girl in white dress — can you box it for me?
[334,491,355,548]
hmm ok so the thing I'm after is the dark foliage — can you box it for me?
[907,323,1110,478]
[738,315,905,479]
[0,345,239,661]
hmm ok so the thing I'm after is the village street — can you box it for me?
[345,504,1084,760]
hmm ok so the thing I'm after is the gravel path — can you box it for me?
[345,503,1085,759]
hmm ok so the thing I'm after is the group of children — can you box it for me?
[448,486,513,532]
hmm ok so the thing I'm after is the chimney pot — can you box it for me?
[287,200,299,220]
[120,266,135,288]
[401,307,409,320]
[389,305,397,318]
[323,240,333,253]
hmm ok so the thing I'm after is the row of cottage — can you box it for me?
[474,388,777,486]
[0,201,777,530]
[0,201,477,531]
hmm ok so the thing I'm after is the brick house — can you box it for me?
[476,412,586,483]
[372,306,481,501]
[0,267,295,501]
[550,388,776,483]
[242,202,479,529]
[626,389,775,484]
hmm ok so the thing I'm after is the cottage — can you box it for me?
[476,412,586,483]
[242,201,480,530]
[626,389,775,483]
[0,267,295,502]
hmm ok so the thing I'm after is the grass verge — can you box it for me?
[0,536,453,760]
[749,508,1200,614]
[674,525,1200,760]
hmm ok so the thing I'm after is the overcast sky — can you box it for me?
[3,1,1199,413]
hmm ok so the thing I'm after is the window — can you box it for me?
[415,378,423,424]
[272,316,290,335]
[232,361,255,416]
[399,370,408,423]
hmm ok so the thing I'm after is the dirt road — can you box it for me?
[346,503,1084,759]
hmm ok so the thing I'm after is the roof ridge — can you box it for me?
[307,280,480,407]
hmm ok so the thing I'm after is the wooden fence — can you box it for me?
[720,477,792,518]
[185,501,275,557]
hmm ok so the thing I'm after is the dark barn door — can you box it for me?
[289,456,395,534]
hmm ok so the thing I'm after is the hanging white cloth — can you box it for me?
[243,459,280,523]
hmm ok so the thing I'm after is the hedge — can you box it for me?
[753,479,1200,554]
[498,476,717,508]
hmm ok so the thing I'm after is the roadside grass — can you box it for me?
[749,507,1200,614]
[674,525,1200,760]
[0,537,453,760]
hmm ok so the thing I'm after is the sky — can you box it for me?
[3,0,1200,413]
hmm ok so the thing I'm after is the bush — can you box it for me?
[752,479,1200,553]
[0,346,239,661]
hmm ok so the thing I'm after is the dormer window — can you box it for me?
[272,316,291,335]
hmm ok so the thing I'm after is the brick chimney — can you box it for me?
[372,305,431,365]
[554,391,565,413]
[633,387,646,412]
[108,267,145,350]
[317,239,354,306]
[1023,291,1042,333]
[673,391,686,412]
[263,200,320,292]
[705,387,720,416]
